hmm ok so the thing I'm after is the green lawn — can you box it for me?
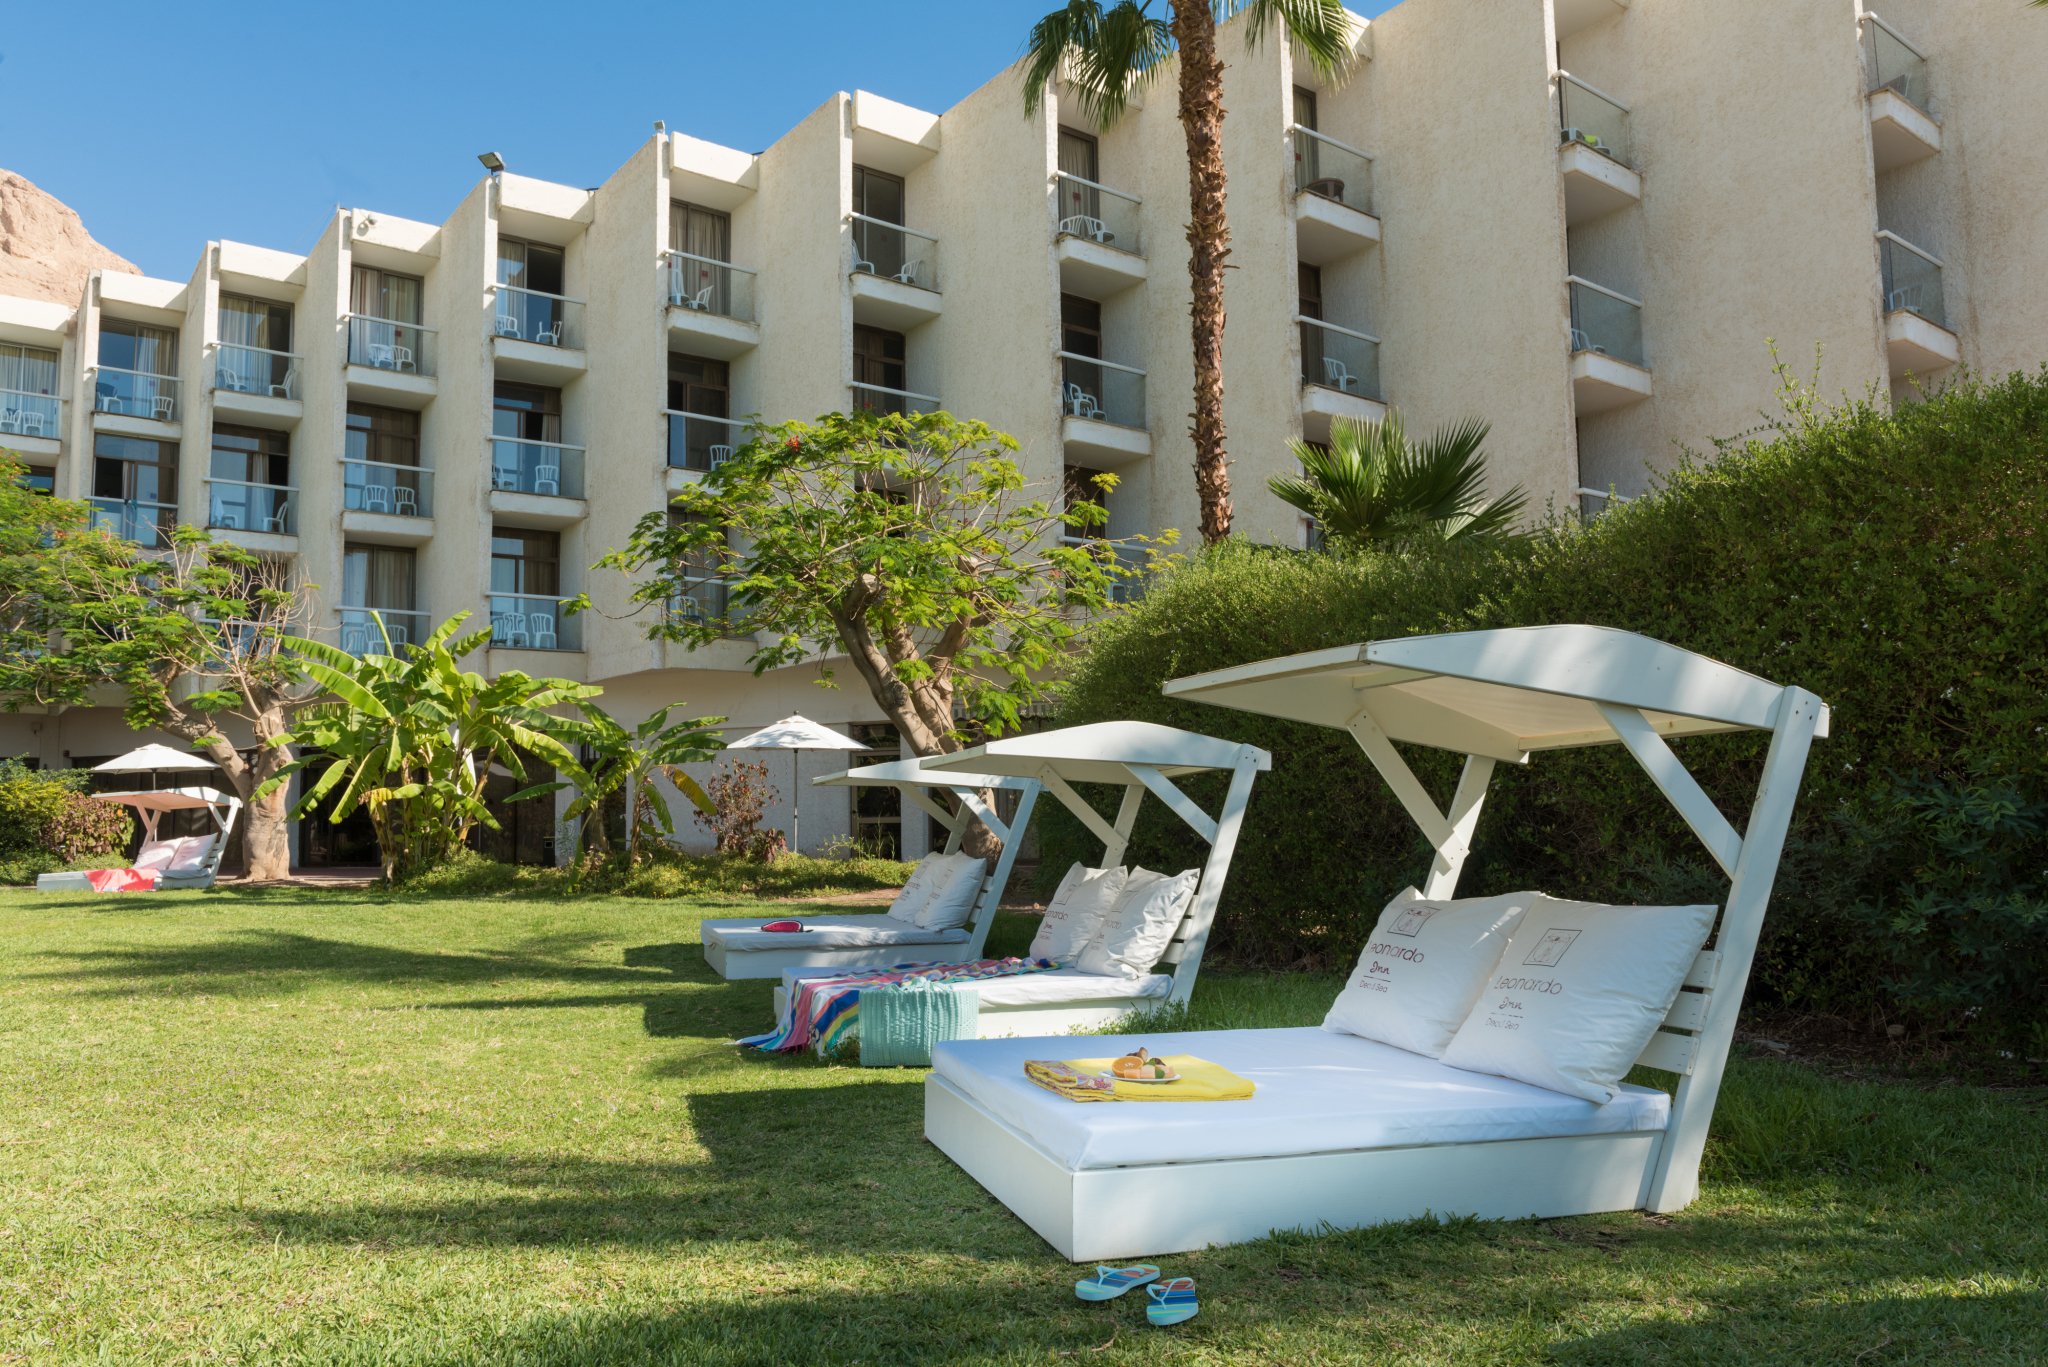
[2,888,2041,1365]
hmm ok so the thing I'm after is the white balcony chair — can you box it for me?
[360,483,392,513]
[1322,357,1361,393]
[216,367,248,394]
[1059,215,1111,244]
[0,408,42,436]
[386,623,411,647]
[269,365,298,400]
[393,486,418,517]
[679,283,714,312]
[94,382,119,413]
[534,464,561,496]
[391,344,415,373]
[1569,327,1608,356]
[528,611,558,650]
[492,611,530,648]
[533,318,565,347]
[1063,384,1101,420]
[892,260,923,287]
[491,460,520,491]
[150,394,175,421]
[1886,286,1922,315]
[341,622,370,655]
[494,313,524,339]
[707,444,734,470]
[264,498,291,535]
[852,252,877,275]
[366,343,396,369]
[212,501,240,529]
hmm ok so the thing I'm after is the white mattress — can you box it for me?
[782,965,1172,1009]
[700,914,969,953]
[930,1026,1670,1172]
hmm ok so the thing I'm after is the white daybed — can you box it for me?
[925,625,1828,1259]
[699,759,1042,980]
[34,785,242,893]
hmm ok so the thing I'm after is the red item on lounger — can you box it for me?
[85,868,160,893]
[761,919,804,932]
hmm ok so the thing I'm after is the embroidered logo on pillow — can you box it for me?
[1320,888,1538,1059]
[1028,864,1130,963]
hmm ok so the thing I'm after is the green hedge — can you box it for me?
[1049,373,2048,1051]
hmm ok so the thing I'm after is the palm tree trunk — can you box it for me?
[1171,1,1233,545]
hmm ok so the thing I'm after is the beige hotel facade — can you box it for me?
[0,0,2041,868]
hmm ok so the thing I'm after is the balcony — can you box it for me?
[88,496,176,547]
[1878,231,1959,379]
[491,286,587,381]
[0,389,60,457]
[1291,127,1380,265]
[669,575,730,626]
[1567,276,1652,415]
[90,367,180,431]
[850,382,940,417]
[345,315,437,406]
[1298,317,1387,441]
[206,478,296,540]
[489,437,587,528]
[1060,535,1148,605]
[341,460,435,544]
[1558,73,1641,225]
[1059,353,1150,466]
[664,252,761,359]
[489,593,581,652]
[849,215,942,329]
[1862,14,1940,171]
[211,343,303,426]
[666,410,745,493]
[1054,173,1147,296]
[338,606,429,657]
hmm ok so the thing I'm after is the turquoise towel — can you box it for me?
[860,977,980,1068]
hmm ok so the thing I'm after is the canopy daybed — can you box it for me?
[766,720,1272,1042]
[35,785,242,893]
[925,626,1828,1259]
[700,758,1042,979]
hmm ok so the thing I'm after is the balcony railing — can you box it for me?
[90,367,179,422]
[849,214,940,291]
[1879,231,1946,327]
[88,496,176,546]
[1060,534,1148,604]
[342,459,434,517]
[206,478,295,535]
[1291,126,1374,216]
[0,389,58,439]
[1298,318,1382,400]
[1058,352,1147,429]
[213,343,299,400]
[1053,173,1142,255]
[669,575,730,624]
[1558,72,1633,167]
[1862,13,1932,115]
[850,382,941,417]
[346,315,436,377]
[338,606,428,657]
[489,436,585,499]
[489,592,580,651]
[667,410,746,472]
[665,251,757,322]
[492,285,583,348]
[1568,277,1646,368]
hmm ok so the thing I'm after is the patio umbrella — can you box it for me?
[723,715,867,856]
[92,744,218,774]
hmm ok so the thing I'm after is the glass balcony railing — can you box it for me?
[89,496,176,546]
[1058,352,1147,429]
[665,251,757,322]
[1558,73,1633,167]
[213,343,299,399]
[206,478,295,535]
[1298,318,1382,401]
[489,593,580,651]
[492,286,583,348]
[342,459,433,517]
[849,215,940,291]
[666,410,746,473]
[1061,534,1148,604]
[1568,277,1647,368]
[850,383,940,417]
[346,315,435,376]
[489,437,585,499]
[0,389,58,439]
[1863,14,1932,115]
[91,367,179,422]
[1053,173,1142,255]
[1879,232,1946,327]
[668,575,730,625]
[338,606,428,656]
[1291,126,1374,216]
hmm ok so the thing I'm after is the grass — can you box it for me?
[1,886,2042,1365]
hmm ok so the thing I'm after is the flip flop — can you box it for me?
[1074,1263,1160,1301]
[1146,1277,1199,1326]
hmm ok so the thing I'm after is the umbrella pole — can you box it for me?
[789,751,799,857]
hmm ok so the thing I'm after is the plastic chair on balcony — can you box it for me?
[361,483,392,514]
[150,394,175,421]
[679,282,715,312]
[269,365,297,400]
[1,408,42,437]
[852,250,877,275]
[1886,286,1922,315]
[264,498,291,535]
[94,382,119,413]
[390,344,415,373]
[533,317,565,347]
[495,312,524,340]
[1321,357,1362,394]
[707,444,734,470]
[492,611,530,648]
[216,366,249,394]
[211,501,240,530]
[534,464,560,496]
[491,456,520,491]
[341,621,370,655]
[528,611,558,650]
[1305,177,1347,202]
[392,486,418,517]
[1059,214,1111,245]
[1569,327,1608,357]
[1063,384,1101,420]
[386,623,411,648]
[892,260,923,287]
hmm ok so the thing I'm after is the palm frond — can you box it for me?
[1232,0,1355,83]
[1022,0,1171,128]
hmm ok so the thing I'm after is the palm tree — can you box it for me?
[1269,413,1532,548]
[1023,1,1355,545]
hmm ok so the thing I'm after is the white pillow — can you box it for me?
[133,841,179,873]
[1321,887,1537,1058]
[162,836,217,876]
[886,854,948,924]
[1076,866,1200,979]
[1028,864,1128,962]
[1440,894,1718,1103]
[914,855,987,931]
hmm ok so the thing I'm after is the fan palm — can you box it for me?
[1023,1,1356,546]
[1269,413,1532,548]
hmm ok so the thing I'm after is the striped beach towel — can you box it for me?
[738,957,1059,1054]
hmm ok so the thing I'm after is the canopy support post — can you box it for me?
[1038,769,1121,853]
[1599,704,1744,879]
[1127,764,1218,845]
[1102,784,1146,868]
[1422,754,1495,900]
[963,783,1038,960]
[1167,757,1260,1005]
[1350,710,1489,899]
[901,788,966,853]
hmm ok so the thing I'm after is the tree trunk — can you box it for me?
[1171,2,1234,545]
[242,783,294,882]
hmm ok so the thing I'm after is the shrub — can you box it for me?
[0,762,133,870]
[695,759,781,859]
[1051,372,2048,1050]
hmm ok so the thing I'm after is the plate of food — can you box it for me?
[1101,1047,1180,1084]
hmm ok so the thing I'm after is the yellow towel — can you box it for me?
[1063,1054,1256,1102]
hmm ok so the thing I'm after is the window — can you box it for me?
[496,238,565,295]
[345,405,425,516]
[1060,295,1103,358]
[667,354,729,418]
[1298,264,1328,385]
[852,165,909,279]
[92,433,177,507]
[17,467,54,496]
[1057,128,1100,183]
[852,325,907,408]
[218,295,294,395]
[346,404,420,467]
[219,294,292,354]
[849,721,903,858]
[97,320,177,376]
[0,343,59,400]
[342,544,417,610]
[209,425,290,533]
[852,165,905,225]
[491,528,561,598]
[1297,265,1325,321]
[492,383,562,444]
[670,203,732,262]
[1293,85,1319,130]
[349,267,422,325]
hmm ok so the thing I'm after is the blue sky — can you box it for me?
[3,0,1395,280]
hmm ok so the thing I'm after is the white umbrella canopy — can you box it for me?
[723,715,868,856]
[92,744,218,774]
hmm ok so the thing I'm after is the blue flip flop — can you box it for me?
[1146,1277,1199,1326]
[1074,1263,1160,1302]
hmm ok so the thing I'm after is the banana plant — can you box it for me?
[548,700,726,867]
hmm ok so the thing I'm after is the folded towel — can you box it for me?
[1062,1054,1257,1102]
[1024,1060,1118,1102]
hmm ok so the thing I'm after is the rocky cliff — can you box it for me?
[0,170,137,306]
